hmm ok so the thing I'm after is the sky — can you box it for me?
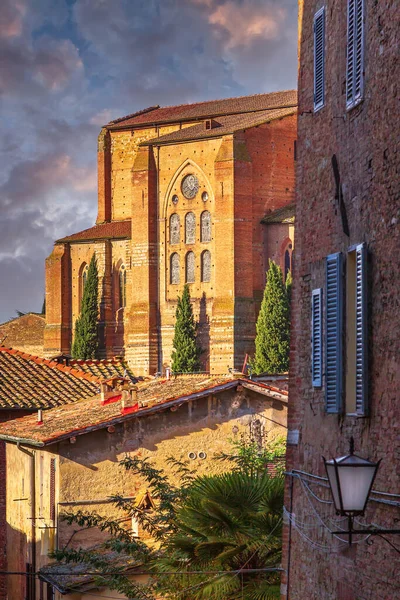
[0,0,297,323]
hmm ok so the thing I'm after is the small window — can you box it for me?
[186,251,195,283]
[201,250,211,283]
[169,213,180,245]
[314,7,325,111]
[170,253,180,285]
[200,211,211,243]
[346,0,364,109]
[185,212,196,244]
[119,265,127,308]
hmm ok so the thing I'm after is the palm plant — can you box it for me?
[154,472,283,600]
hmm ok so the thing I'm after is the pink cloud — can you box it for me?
[34,39,83,91]
[208,2,286,49]
[0,1,26,39]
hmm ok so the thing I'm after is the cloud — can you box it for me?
[208,1,286,49]
[0,0,297,322]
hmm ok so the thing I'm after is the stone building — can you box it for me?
[0,313,45,357]
[0,347,136,600]
[281,1,399,599]
[44,91,297,375]
[0,373,288,599]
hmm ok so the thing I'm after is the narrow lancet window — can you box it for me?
[186,251,195,283]
[200,211,211,243]
[201,250,211,282]
[170,213,180,245]
[170,253,180,284]
[185,212,196,244]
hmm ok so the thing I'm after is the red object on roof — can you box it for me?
[107,90,297,129]
[56,220,131,244]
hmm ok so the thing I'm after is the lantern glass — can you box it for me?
[324,453,379,515]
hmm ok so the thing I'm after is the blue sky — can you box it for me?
[0,0,297,322]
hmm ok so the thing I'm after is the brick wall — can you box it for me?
[282,1,400,598]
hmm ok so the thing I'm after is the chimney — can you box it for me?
[37,409,43,425]
[165,367,171,380]
[121,386,138,413]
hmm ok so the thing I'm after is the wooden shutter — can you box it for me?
[314,7,325,111]
[346,0,364,108]
[312,288,323,387]
[50,458,56,522]
[355,243,368,414]
[325,253,343,412]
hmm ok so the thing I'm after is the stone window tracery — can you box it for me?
[119,265,127,308]
[186,251,195,283]
[170,253,180,285]
[185,212,196,244]
[201,250,211,283]
[170,213,180,245]
[200,211,211,243]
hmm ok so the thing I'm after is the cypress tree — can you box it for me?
[171,284,201,373]
[72,255,99,359]
[253,260,290,374]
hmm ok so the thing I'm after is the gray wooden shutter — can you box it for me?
[312,288,323,387]
[355,243,368,414]
[346,0,364,108]
[314,8,325,111]
[325,253,343,412]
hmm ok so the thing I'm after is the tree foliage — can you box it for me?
[253,260,290,375]
[171,284,202,373]
[50,437,284,600]
[71,254,99,359]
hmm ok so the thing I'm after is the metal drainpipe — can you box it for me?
[286,474,294,600]
[17,443,36,600]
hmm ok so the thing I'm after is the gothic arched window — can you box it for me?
[200,211,211,243]
[185,212,195,244]
[283,242,293,281]
[119,265,127,308]
[201,250,211,282]
[170,253,180,285]
[169,214,180,245]
[79,263,89,309]
[186,251,195,283]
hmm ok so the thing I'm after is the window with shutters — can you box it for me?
[170,213,180,245]
[314,7,325,111]
[201,250,211,282]
[170,253,180,285]
[185,212,196,244]
[200,211,211,242]
[325,253,343,413]
[346,0,364,109]
[346,243,368,414]
[186,251,195,283]
[312,289,323,387]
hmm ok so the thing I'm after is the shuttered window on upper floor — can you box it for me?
[314,7,325,111]
[325,253,343,413]
[346,0,364,109]
[346,243,368,415]
[312,288,323,387]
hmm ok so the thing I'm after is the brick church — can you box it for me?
[44,91,297,375]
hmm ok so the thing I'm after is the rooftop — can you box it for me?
[107,90,297,129]
[141,106,296,146]
[0,313,45,357]
[0,347,137,411]
[0,374,287,446]
[56,219,131,244]
[262,203,296,224]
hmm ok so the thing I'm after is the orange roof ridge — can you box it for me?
[110,89,297,118]
[0,346,100,384]
[107,105,160,125]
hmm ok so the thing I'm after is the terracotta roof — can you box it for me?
[107,90,297,129]
[0,375,287,446]
[261,203,296,224]
[56,220,131,244]
[67,357,137,382]
[141,106,297,146]
[40,546,140,594]
[0,347,101,410]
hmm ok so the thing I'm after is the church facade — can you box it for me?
[44,91,297,375]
